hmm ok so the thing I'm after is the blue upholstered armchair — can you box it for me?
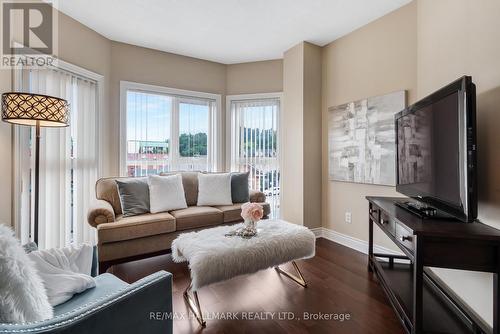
[0,248,173,334]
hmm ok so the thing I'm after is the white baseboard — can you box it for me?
[309,227,323,238]
[310,227,403,257]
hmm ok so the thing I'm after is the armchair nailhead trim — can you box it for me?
[0,272,168,333]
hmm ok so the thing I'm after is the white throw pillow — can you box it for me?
[148,174,188,213]
[0,225,53,323]
[197,173,233,206]
[27,243,96,306]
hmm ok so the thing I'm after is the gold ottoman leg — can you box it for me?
[275,260,308,287]
[183,281,206,327]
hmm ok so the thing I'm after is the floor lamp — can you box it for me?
[1,92,69,245]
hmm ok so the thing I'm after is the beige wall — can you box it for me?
[282,42,322,228]
[226,60,283,95]
[109,42,227,176]
[0,70,12,226]
[303,43,322,228]
[321,2,418,249]
[417,0,500,327]
[282,43,305,225]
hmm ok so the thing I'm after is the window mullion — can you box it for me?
[171,97,180,171]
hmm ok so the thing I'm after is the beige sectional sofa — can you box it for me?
[87,172,270,273]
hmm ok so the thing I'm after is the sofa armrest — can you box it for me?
[87,200,116,228]
[0,271,173,334]
[249,189,266,203]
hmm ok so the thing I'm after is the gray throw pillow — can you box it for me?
[116,178,150,217]
[231,172,250,203]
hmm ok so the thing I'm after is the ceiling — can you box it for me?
[56,0,412,64]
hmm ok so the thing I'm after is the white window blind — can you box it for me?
[15,66,99,248]
[229,98,281,218]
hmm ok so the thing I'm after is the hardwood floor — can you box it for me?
[110,238,404,334]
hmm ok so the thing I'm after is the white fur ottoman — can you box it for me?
[172,219,316,326]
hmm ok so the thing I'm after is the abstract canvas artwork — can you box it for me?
[328,91,406,186]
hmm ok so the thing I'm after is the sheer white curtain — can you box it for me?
[229,98,280,218]
[16,67,99,248]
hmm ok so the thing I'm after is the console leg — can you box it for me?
[368,207,374,272]
[494,272,499,334]
[413,237,424,334]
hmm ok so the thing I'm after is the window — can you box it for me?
[126,91,171,176]
[14,62,101,248]
[121,82,221,176]
[228,94,281,218]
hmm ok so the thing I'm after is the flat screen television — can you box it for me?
[395,76,477,222]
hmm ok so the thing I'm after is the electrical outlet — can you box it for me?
[345,212,352,224]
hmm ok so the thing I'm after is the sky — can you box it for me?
[127,91,211,142]
[126,91,278,143]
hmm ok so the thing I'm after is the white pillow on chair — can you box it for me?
[0,225,53,323]
[148,174,188,213]
[197,173,233,206]
[27,244,96,307]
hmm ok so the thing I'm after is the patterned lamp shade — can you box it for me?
[1,92,69,127]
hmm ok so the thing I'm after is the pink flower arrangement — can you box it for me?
[241,202,264,222]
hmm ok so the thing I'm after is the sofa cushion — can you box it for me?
[161,172,199,206]
[170,206,223,231]
[53,273,128,316]
[213,203,243,223]
[98,233,180,262]
[97,212,176,243]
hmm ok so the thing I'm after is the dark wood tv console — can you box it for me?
[367,196,500,334]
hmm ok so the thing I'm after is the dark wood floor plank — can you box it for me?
[111,238,404,334]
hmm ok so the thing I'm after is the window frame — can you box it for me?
[119,81,222,176]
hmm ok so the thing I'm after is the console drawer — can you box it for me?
[369,204,379,222]
[395,223,414,252]
[379,212,396,237]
